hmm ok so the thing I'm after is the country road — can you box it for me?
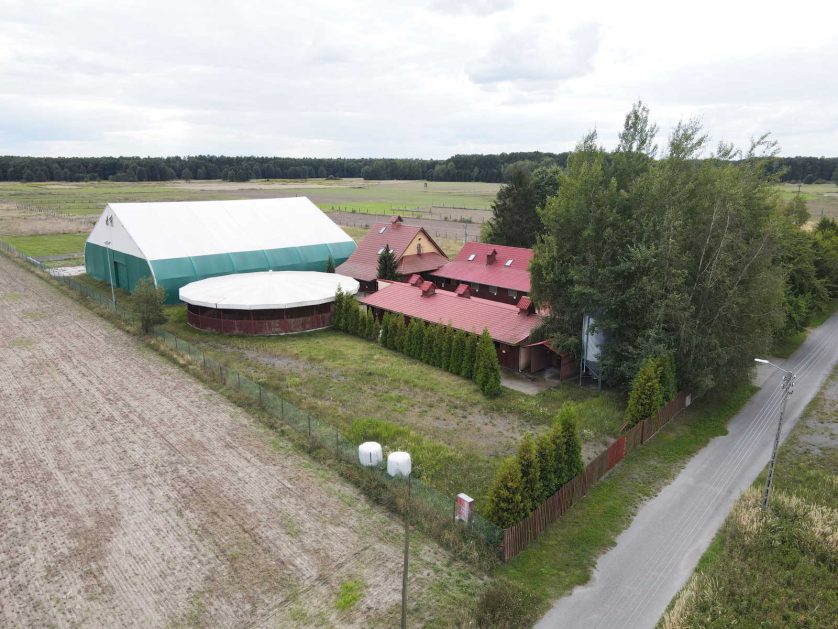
[536,311,838,629]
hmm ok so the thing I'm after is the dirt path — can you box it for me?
[0,255,455,628]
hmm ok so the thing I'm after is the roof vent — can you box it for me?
[420,281,435,296]
[467,253,476,262]
[391,215,403,224]
[486,249,497,265]
[455,284,471,298]
[517,296,534,315]
[504,259,513,267]
[378,226,387,234]
[408,274,423,286]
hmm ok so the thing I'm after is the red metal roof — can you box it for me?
[431,242,533,292]
[361,280,542,346]
[335,222,448,282]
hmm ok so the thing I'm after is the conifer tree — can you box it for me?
[517,433,541,512]
[474,328,502,397]
[380,312,391,346]
[460,332,477,379]
[624,356,664,427]
[377,244,398,280]
[333,288,345,330]
[406,318,424,358]
[421,321,437,364]
[439,324,453,371]
[449,329,465,374]
[391,314,405,352]
[485,456,528,527]
[131,277,167,334]
[548,419,567,487]
[325,255,335,273]
[536,431,558,501]
[559,406,584,482]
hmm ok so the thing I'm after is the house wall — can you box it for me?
[403,231,444,257]
[430,274,528,305]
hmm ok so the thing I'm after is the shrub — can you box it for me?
[659,353,678,402]
[379,311,392,347]
[624,356,664,427]
[439,324,453,371]
[325,255,335,273]
[475,580,538,629]
[421,321,437,364]
[536,431,558,501]
[131,277,166,334]
[559,407,584,482]
[405,318,424,358]
[460,332,477,379]
[474,328,501,397]
[390,315,405,352]
[449,329,465,375]
[517,433,541,512]
[485,456,528,527]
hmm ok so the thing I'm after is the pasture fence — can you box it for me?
[501,391,690,561]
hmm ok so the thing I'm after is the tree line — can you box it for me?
[1,152,833,184]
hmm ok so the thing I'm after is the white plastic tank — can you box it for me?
[358,441,383,467]
[387,451,412,478]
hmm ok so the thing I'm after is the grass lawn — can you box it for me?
[661,366,838,629]
[495,385,756,626]
[160,305,624,509]
[0,232,88,257]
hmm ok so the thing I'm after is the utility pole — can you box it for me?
[754,358,795,509]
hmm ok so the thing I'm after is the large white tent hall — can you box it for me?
[85,197,356,303]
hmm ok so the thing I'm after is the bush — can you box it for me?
[536,431,558,501]
[131,277,166,334]
[475,580,538,629]
[449,329,465,375]
[421,321,437,364]
[517,433,541,512]
[460,332,477,379]
[559,407,584,482]
[485,456,528,527]
[474,328,501,397]
[624,356,664,427]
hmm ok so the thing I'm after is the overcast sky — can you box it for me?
[1,0,836,158]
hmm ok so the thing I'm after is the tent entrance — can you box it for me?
[114,260,127,289]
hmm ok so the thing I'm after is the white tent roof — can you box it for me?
[179,271,360,310]
[87,197,352,261]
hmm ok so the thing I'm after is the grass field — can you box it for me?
[0,232,87,257]
[157,306,624,510]
[660,367,838,629]
[495,385,756,627]
[776,182,838,222]
[0,179,499,218]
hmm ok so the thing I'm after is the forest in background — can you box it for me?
[0,153,836,185]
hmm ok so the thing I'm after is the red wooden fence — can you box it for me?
[502,391,689,561]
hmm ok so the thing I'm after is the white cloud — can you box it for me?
[0,0,836,158]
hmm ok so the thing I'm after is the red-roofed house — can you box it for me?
[336,216,449,292]
[430,242,533,305]
[362,279,575,378]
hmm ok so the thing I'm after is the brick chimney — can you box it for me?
[420,280,435,296]
[486,249,497,265]
[455,283,471,298]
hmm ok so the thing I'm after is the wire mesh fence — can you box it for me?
[1,239,505,557]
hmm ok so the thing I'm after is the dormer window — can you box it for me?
[504,259,513,267]
[467,254,476,261]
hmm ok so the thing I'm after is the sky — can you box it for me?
[1,0,836,159]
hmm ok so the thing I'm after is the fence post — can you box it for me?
[237,372,241,389]
[202,352,206,369]
[258,384,262,406]
[308,415,311,441]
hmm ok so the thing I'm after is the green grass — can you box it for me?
[335,579,365,611]
[660,367,838,628]
[776,182,838,221]
[0,232,88,257]
[496,384,756,620]
[160,307,624,507]
[771,299,838,358]
[0,179,499,217]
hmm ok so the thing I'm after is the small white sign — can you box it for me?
[456,493,474,523]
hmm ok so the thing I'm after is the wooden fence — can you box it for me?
[502,391,690,561]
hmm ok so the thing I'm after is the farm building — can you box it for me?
[430,242,532,305]
[361,276,575,377]
[180,271,359,335]
[85,197,356,303]
[335,216,448,292]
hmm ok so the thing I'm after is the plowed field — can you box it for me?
[0,255,465,627]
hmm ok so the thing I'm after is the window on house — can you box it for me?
[467,254,476,261]
[504,259,513,267]
[470,282,479,291]
[489,285,497,295]
[508,289,517,299]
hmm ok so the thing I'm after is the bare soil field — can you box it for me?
[0,255,477,628]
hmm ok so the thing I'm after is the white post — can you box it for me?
[104,240,116,309]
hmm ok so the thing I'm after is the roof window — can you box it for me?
[378,227,387,234]
[467,253,476,261]
[504,259,513,267]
